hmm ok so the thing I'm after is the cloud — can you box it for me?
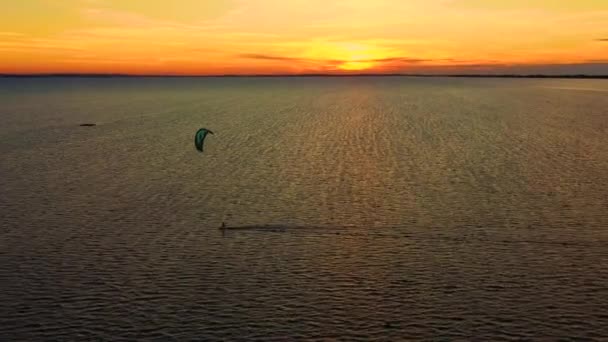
[238,53,433,65]
[396,62,608,75]
[237,53,304,61]
[236,54,346,70]
[596,38,608,41]
[448,0,608,12]
[0,38,87,52]
[94,0,236,23]
[0,32,26,37]
[371,57,430,63]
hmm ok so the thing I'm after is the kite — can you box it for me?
[194,128,214,152]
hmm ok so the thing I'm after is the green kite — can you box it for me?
[194,128,214,152]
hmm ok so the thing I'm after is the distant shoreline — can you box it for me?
[1,73,607,79]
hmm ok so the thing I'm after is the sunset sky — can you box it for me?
[1,0,607,75]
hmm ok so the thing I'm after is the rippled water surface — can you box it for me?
[1,77,607,340]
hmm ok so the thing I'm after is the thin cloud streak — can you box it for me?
[238,53,434,64]
[238,53,304,61]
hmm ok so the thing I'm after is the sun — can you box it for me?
[335,43,381,71]
[304,41,390,72]
[339,61,375,71]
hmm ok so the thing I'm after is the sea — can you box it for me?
[1,76,607,340]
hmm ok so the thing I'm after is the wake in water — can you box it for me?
[216,223,606,248]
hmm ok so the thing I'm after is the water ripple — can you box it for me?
[1,77,607,340]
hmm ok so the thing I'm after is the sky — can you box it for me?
[1,0,607,75]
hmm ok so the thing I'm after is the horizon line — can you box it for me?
[2,73,608,79]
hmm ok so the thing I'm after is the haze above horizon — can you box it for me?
[2,0,607,75]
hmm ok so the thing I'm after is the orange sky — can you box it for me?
[1,0,607,75]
